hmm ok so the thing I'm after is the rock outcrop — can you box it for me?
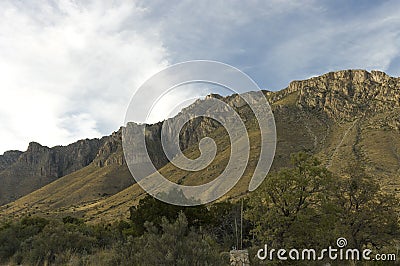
[0,151,22,172]
[1,69,399,207]
[286,70,400,121]
[0,138,106,205]
[94,129,125,167]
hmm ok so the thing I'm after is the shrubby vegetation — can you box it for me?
[0,152,398,265]
[245,153,400,265]
[111,213,223,265]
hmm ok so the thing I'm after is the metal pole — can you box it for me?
[234,217,238,250]
[240,199,243,250]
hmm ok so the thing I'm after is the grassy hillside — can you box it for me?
[1,69,399,224]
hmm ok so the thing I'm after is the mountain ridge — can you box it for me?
[0,69,399,222]
[270,69,400,120]
[0,137,107,205]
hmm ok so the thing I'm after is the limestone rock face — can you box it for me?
[0,151,22,172]
[287,70,400,121]
[1,69,399,207]
[18,139,105,178]
[0,138,105,205]
[94,129,124,167]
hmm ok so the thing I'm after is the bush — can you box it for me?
[0,216,49,263]
[19,221,97,265]
[116,213,225,265]
[129,194,210,236]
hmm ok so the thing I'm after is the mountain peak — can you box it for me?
[276,69,400,120]
[205,93,224,100]
[27,141,48,152]
[2,150,22,157]
[287,69,397,91]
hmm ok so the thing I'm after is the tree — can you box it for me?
[246,152,400,257]
[207,200,252,250]
[0,216,49,263]
[116,213,224,265]
[246,152,335,248]
[129,193,210,236]
[330,173,400,250]
[19,220,97,265]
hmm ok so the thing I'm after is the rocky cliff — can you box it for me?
[1,69,399,219]
[0,151,22,172]
[274,70,400,123]
[0,138,106,205]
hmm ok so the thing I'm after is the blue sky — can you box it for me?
[0,0,399,153]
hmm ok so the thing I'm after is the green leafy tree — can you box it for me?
[18,221,97,265]
[330,174,400,250]
[117,213,224,266]
[129,193,210,236]
[207,201,252,250]
[0,216,49,262]
[246,152,400,261]
[62,215,84,225]
[246,152,335,248]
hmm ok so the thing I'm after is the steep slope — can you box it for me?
[0,151,22,172]
[1,69,399,223]
[0,113,226,220]
[0,138,108,205]
[283,70,400,191]
[85,70,400,222]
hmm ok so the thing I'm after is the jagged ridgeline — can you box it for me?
[0,69,399,222]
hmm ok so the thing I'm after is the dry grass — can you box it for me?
[1,95,399,224]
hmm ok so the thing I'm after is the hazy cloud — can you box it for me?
[136,0,400,88]
[0,0,399,153]
[0,0,168,152]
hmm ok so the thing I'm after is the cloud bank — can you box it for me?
[0,1,168,152]
[0,0,399,153]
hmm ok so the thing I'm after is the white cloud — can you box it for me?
[146,83,220,124]
[1,0,400,154]
[136,0,400,88]
[0,0,169,153]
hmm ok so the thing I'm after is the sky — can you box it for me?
[0,0,400,153]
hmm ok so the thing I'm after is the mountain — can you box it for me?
[0,138,108,205]
[0,151,22,172]
[0,69,399,223]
